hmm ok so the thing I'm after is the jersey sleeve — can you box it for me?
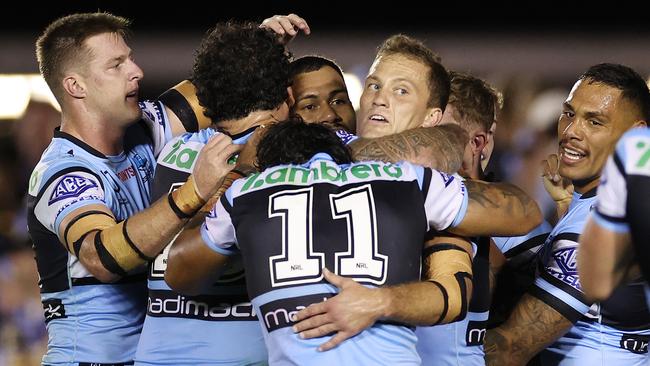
[420,168,468,231]
[139,100,174,158]
[31,163,107,240]
[530,233,591,323]
[493,220,552,259]
[200,194,239,256]
[593,152,629,233]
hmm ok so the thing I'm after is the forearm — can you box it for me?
[578,219,633,301]
[379,276,472,326]
[349,125,467,173]
[77,177,204,281]
[452,180,542,237]
[165,227,229,295]
[367,235,474,327]
[378,282,447,325]
[484,293,573,366]
[124,177,203,257]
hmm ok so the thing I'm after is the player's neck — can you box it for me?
[60,113,125,156]
[573,176,600,195]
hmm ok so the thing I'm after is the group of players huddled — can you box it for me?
[27,12,650,366]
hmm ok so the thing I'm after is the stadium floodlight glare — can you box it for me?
[0,74,60,120]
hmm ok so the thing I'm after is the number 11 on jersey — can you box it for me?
[269,185,388,288]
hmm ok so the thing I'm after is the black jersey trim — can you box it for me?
[529,285,583,324]
[552,232,580,243]
[503,233,549,259]
[613,152,627,179]
[72,272,147,286]
[538,267,588,305]
[421,168,433,201]
[54,128,107,159]
[596,210,628,223]
[220,192,233,213]
[580,187,598,199]
[469,236,491,313]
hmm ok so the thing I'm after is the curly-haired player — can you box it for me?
[134,21,292,365]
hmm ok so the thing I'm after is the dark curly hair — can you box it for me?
[192,21,291,123]
[256,118,353,171]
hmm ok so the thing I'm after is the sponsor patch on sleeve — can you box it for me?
[48,174,99,205]
[545,239,581,291]
[34,170,105,234]
[624,135,650,176]
[139,100,165,126]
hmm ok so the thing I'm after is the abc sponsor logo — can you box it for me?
[49,174,98,204]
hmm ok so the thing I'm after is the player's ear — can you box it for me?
[421,107,443,127]
[63,73,86,99]
[471,131,488,154]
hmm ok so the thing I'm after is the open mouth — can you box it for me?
[560,146,586,163]
[368,114,389,123]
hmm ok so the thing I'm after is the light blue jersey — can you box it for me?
[594,128,650,307]
[202,155,469,365]
[415,308,488,366]
[416,222,552,365]
[531,188,650,365]
[134,127,267,366]
[28,101,173,365]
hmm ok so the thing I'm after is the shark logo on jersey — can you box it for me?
[139,101,165,126]
[623,135,650,176]
[335,129,358,145]
[48,175,99,205]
